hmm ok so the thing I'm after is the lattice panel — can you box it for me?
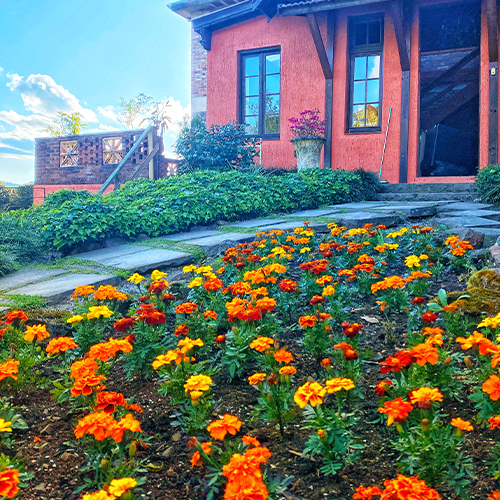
[166,162,178,176]
[60,141,78,167]
[102,137,123,164]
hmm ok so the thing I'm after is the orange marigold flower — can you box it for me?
[71,285,95,299]
[94,391,126,414]
[74,412,117,441]
[342,321,364,339]
[375,380,392,397]
[371,276,406,294]
[249,336,274,352]
[483,374,500,401]
[94,285,127,301]
[383,475,440,499]
[71,358,98,379]
[207,414,243,440]
[174,324,189,337]
[325,377,355,393]
[353,486,383,499]
[0,468,20,499]
[421,312,437,323]
[274,349,293,364]
[380,351,413,374]
[175,302,198,314]
[204,310,218,321]
[248,373,267,385]
[294,382,326,409]
[191,442,212,467]
[24,323,50,342]
[242,435,260,447]
[378,397,414,426]
[108,478,137,497]
[279,366,297,376]
[88,338,133,362]
[107,413,143,443]
[321,358,332,367]
[279,279,299,292]
[215,334,226,344]
[71,374,107,397]
[299,315,318,328]
[0,359,19,383]
[410,343,439,366]
[125,403,143,413]
[254,297,276,314]
[177,337,204,353]
[113,318,135,333]
[203,278,223,292]
[489,415,500,429]
[489,491,500,500]
[409,387,443,409]
[184,374,213,399]
[451,418,473,432]
[3,310,27,325]
[148,280,169,295]
[412,296,426,305]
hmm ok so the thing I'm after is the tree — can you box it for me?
[116,94,153,130]
[44,112,88,137]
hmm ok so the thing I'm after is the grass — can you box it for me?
[2,294,46,310]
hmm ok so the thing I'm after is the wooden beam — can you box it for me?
[420,79,479,130]
[306,13,333,80]
[422,68,478,109]
[486,0,499,63]
[399,71,410,182]
[324,11,335,169]
[279,0,386,17]
[388,1,410,71]
[421,47,480,97]
[130,143,160,181]
[490,62,498,164]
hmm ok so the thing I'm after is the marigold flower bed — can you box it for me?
[0,222,499,499]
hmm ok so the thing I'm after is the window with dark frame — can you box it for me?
[240,48,281,138]
[348,16,384,132]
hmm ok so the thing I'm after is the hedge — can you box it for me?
[476,164,500,205]
[22,169,380,253]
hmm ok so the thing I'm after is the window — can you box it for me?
[60,140,78,167]
[240,48,280,138]
[348,16,384,132]
[103,137,123,164]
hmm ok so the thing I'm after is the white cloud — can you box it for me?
[0,67,3,74]
[164,97,190,133]
[0,141,32,154]
[6,73,98,122]
[0,152,34,160]
[0,110,51,141]
[97,105,119,122]
[87,124,121,133]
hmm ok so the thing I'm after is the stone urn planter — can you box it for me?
[290,136,326,171]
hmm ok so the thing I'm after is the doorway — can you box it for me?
[418,0,481,177]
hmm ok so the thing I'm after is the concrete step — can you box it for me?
[376,192,474,202]
[379,182,476,194]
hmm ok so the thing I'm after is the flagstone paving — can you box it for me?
[4,197,500,306]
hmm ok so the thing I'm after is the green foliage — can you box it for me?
[476,163,500,205]
[44,111,87,137]
[0,250,16,277]
[42,188,93,209]
[175,120,259,173]
[3,294,45,311]
[0,183,33,212]
[24,169,378,253]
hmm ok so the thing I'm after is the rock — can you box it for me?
[490,246,500,267]
[162,446,174,458]
[33,483,46,492]
[460,229,485,249]
[68,240,101,255]
[60,452,76,461]
[136,233,151,241]
[104,237,127,248]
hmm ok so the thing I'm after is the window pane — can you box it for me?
[355,22,367,46]
[245,56,259,76]
[354,57,367,80]
[265,114,280,134]
[366,103,379,126]
[246,96,259,116]
[245,116,259,134]
[266,74,280,94]
[367,56,380,78]
[368,21,381,44]
[245,76,259,96]
[266,54,280,74]
[265,94,280,114]
[353,81,366,104]
[352,105,366,127]
[367,79,379,103]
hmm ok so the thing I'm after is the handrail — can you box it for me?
[98,125,153,195]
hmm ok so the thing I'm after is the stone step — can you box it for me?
[379,182,476,194]
[74,245,194,272]
[435,216,500,229]
[231,218,287,228]
[437,202,494,213]
[372,204,437,218]
[7,274,121,306]
[0,269,67,292]
[445,209,500,221]
[335,212,401,228]
[376,192,472,202]
[178,232,256,254]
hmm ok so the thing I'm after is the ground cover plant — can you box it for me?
[3,222,500,499]
[11,169,378,254]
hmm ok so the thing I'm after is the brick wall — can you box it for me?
[191,29,208,122]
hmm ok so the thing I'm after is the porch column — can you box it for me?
[306,12,335,169]
[486,0,498,164]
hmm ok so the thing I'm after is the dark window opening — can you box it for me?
[418,1,480,177]
[239,48,280,138]
[348,16,384,132]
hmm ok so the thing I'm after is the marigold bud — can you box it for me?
[100,459,110,469]
[445,357,451,364]
[267,374,277,386]
[421,419,430,432]
[318,429,326,439]
[464,357,473,369]
[232,326,239,334]
[129,442,137,459]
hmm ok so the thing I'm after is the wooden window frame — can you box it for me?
[347,14,384,134]
[238,46,281,140]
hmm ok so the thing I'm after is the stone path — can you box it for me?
[3,199,500,306]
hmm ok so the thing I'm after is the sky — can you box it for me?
[0,0,191,185]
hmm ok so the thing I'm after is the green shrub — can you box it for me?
[0,249,16,276]
[476,164,500,205]
[26,169,379,253]
[42,188,93,209]
[175,119,259,173]
[0,183,33,211]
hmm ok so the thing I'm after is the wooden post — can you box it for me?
[490,62,498,164]
[324,12,335,169]
[148,130,154,179]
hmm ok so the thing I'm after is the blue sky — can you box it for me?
[0,0,191,184]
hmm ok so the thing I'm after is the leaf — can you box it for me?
[438,289,448,306]
[360,315,379,324]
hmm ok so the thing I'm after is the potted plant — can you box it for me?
[289,109,327,171]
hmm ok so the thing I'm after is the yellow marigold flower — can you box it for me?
[478,313,500,329]
[271,247,286,255]
[184,374,213,398]
[451,418,473,432]
[248,373,267,385]
[183,265,197,273]
[279,366,297,376]
[196,266,213,274]
[322,285,335,297]
[177,337,204,353]
[409,387,443,409]
[299,247,311,253]
[71,285,95,299]
[24,324,50,342]
[127,273,145,284]
[108,477,138,497]
[0,419,12,433]
[82,491,115,500]
[87,306,114,320]
[188,277,203,288]
[294,382,326,408]
[67,314,86,324]
[150,270,167,281]
[324,378,355,393]
[405,255,421,268]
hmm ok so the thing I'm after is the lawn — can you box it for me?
[0,221,498,500]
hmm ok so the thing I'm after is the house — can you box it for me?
[170,0,499,184]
